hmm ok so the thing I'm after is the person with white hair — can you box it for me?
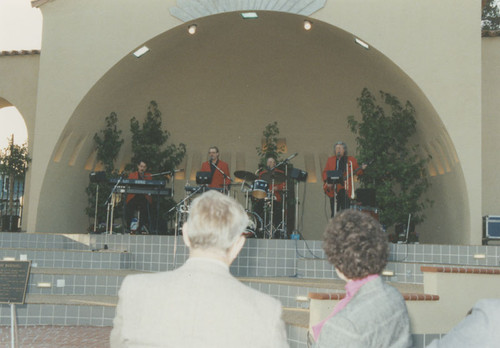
[110,190,289,348]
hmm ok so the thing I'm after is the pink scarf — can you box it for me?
[312,274,379,341]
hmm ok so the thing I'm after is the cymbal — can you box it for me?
[260,171,286,184]
[234,170,257,182]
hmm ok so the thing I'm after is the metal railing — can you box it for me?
[0,173,25,231]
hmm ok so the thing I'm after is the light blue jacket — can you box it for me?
[426,299,500,348]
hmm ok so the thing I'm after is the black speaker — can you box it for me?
[355,188,376,207]
[89,171,107,183]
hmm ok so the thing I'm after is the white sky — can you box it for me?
[0,0,42,149]
[0,0,42,51]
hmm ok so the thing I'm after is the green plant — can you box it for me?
[85,112,124,223]
[482,0,500,31]
[256,121,285,167]
[127,101,187,227]
[93,112,124,173]
[347,88,432,230]
[127,101,186,173]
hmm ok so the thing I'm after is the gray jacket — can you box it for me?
[314,276,412,348]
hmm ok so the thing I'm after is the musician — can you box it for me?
[200,146,231,192]
[254,156,285,236]
[126,160,152,234]
[322,142,366,217]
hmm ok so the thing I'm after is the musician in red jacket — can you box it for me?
[126,160,152,234]
[200,146,231,193]
[322,142,366,217]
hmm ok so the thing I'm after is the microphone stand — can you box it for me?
[211,162,233,194]
[275,153,298,239]
[168,185,203,269]
[149,169,183,234]
[105,175,124,234]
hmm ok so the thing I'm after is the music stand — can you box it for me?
[326,170,342,184]
[291,168,308,182]
[196,171,211,185]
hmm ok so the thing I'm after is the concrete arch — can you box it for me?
[35,10,468,243]
[0,52,40,230]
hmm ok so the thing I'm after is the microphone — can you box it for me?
[336,152,341,157]
[286,153,298,161]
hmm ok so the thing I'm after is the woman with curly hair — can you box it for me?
[312,209,412,347]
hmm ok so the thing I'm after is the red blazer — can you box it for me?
[126,171,153,204]
[201,160,231,189]
[258,168,285,202]
[322,156,362,198]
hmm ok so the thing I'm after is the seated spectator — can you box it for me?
[311,210,412,348]
[110,190,289,348]
[426,299,500,347]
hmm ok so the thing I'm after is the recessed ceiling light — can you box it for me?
[133,46,150,58]
[188,24,197,35]
[241,12,258,19]
[303,20,312,30]
[354,38,369,50]
[37,282,52,288]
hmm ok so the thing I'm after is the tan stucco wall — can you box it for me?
[314,0,481,242]
[26,0,481,243]
[0,54,39,230]
[482,37,500,219]
[28,0,183,233]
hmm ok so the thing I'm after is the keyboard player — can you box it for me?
[126,160,152,234]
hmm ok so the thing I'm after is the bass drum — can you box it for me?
[243,210,263,238]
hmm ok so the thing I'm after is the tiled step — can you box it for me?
[0,248,131,270]
[240,276,423,309]
[0,232,91,250]
[0,294,117,326]
[27,268,146,296]
[283,307,309,348]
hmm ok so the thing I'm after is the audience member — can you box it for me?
[426,299,500,348]
[110,190,289,348]
[311,209,412,348]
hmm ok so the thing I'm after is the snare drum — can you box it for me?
[252,179,269,199]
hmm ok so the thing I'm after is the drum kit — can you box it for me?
[168,154,306,239]
[233,169,287,239]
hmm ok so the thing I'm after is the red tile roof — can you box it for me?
[0,50,41,57]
